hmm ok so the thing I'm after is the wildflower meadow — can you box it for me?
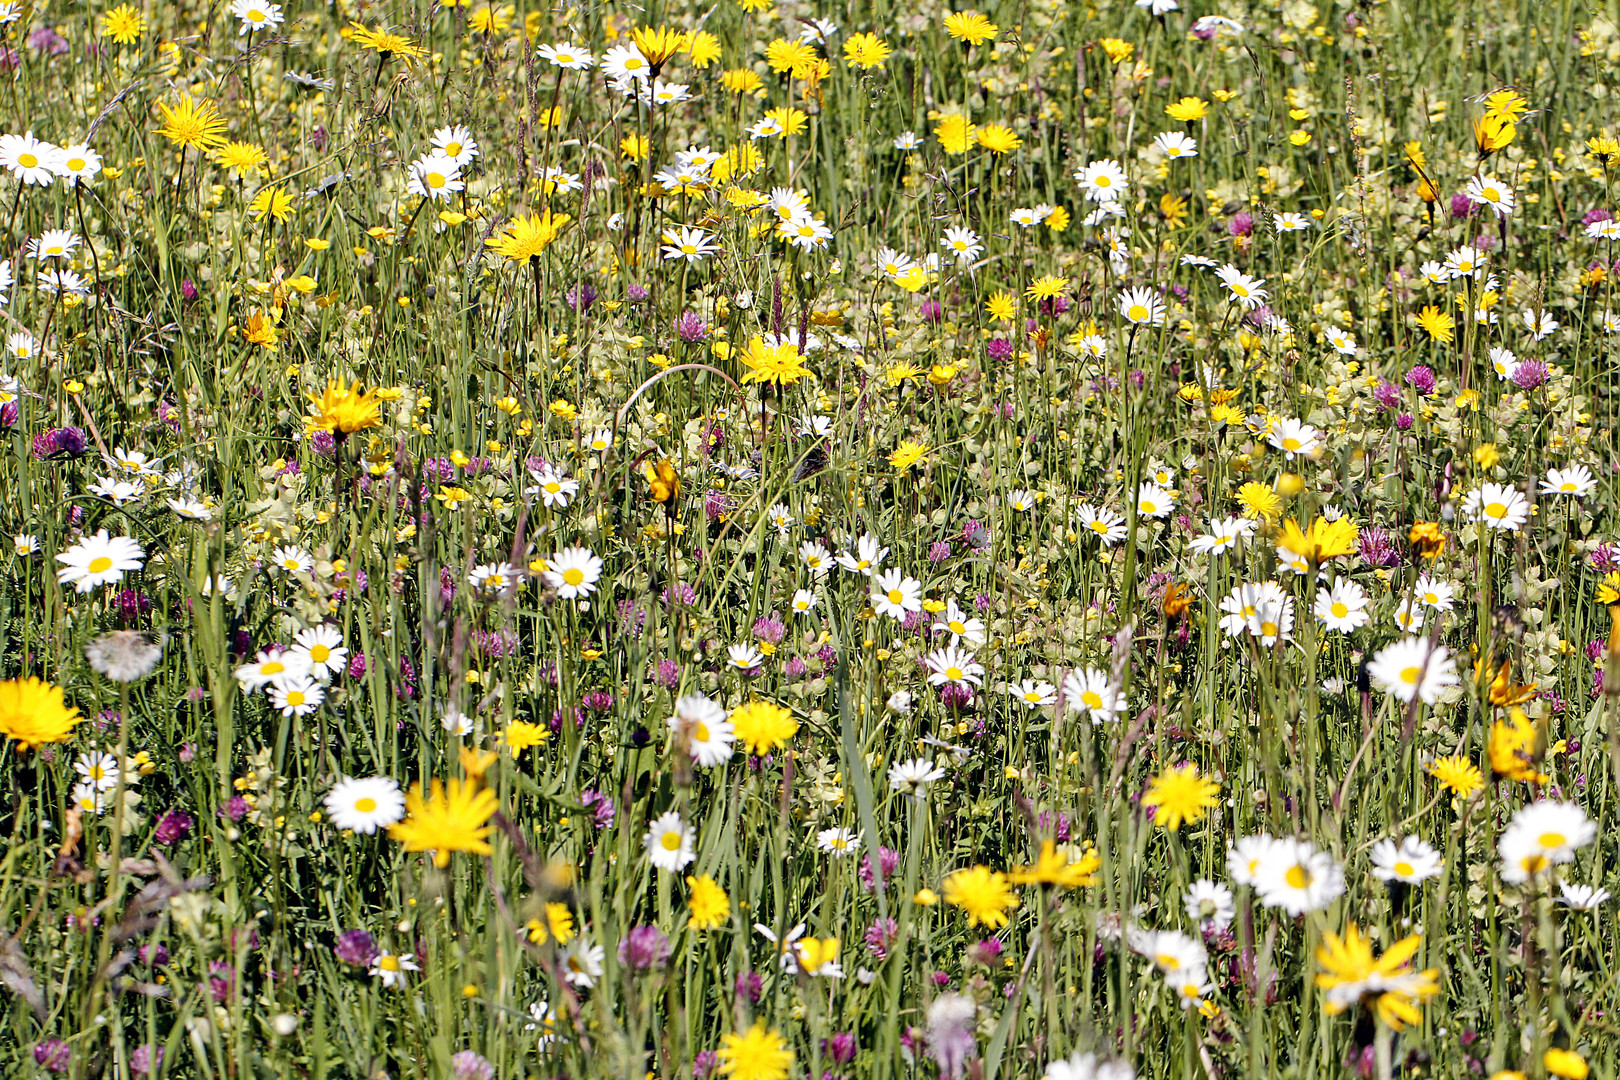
[4,0,1620,1077]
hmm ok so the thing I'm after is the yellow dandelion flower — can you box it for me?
[388,777,500,867]
[156,94,227,152]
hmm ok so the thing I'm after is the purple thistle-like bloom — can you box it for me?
[920,299,944,323]
[580,789,616,829]
[219,795,249,822]
[735,970,763,1003]
[1357,526,1402,568]
[705,489,735,521]
[33,426,88,459]
[347,651,367,678]
[985,338,1013,361]
[1583,207,1614,226]
[310,429,337,458]
[753,614,786,645]
[1590,543,1620,573]
[784,656,809,680]
[582,689,614,713]
[154,810,193,845]
[564,282,598,312]
[1511,359,1549,390]
[694,1051,719,1080]
[1450,193,1476,218]
[928,541,952,563]
[618,925,671,970]
[1229,211,1253,237]
[1395,413,1414,430]
[864,916,899,959]
[858,846,900,891]
[1404,365,1436,396]
[451,1051,495,1080]
[938,684,974,710]
[626,283,651,303]
[130,1045,163,1075]
[825,1032,857,1065]
[1373,379,1400,410]
[676,310,708,341]
[334,929,379,966]
[34,1040,70,1072]
[652,659,681,689]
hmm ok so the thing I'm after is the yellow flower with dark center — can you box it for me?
[1006,840,1100,888]
[686,875,731,929]
[944,11,998,45]
[347,22,428,60]
[716,1024,793,1080]
[1588,135,1620,167]
[975,124,1021,154]
[843,32,892,69]
[486,212,572,264]
[1314,924,1439,1030]
[100,4,147,44]
[889,440,928,471]
[730,701,798,755]
[1277,516,1358,564]
[1142,763,1220,830]
[503,720,551,758]
[1415,304,1454,343]
[1403,140,1427,170]
[305,377,383,437]
[1159,192,1189,226]
[739,336,812,386]
[942,865,1017,927]
[388,777,500,867]
[1473,113,1515,154]
[0,678,82,751]
[1427,754,1483,798]
[632,25,690,67]
[156,94,227,152]
[1166,96,1208,122]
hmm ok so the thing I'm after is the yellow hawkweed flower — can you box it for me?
[1314,924,1440,1030]
[843,32,892,69]
[100,4,147,43]
[943,11,998,45]
[305,377,383,437]
[942,866,1017,927]
[1006,840,1101,888]
[387,777,500,867]
[486,212,572,264]
[347,22,428,60]
[1165,96,1208,122]
[1141,763,1220,830]
[738,336,813,386]
[156,94,227,152]
[0,678,82,751]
